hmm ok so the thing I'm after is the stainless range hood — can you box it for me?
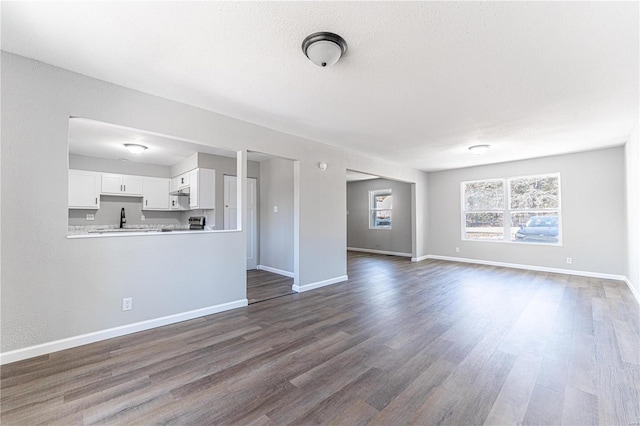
[169,187,190,196]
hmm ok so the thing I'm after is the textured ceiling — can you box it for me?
[68,118,236,166]
[68,118,267,165]
[2,1,638,171]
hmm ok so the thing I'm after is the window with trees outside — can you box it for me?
[462,173,560,244]
[370,189,392,229]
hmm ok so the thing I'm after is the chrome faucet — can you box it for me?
[120,208,126,228]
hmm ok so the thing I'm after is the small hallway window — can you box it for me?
[370,189,392,229]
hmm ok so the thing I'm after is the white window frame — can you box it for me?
[461,173,562,245]
[369,188,392,230]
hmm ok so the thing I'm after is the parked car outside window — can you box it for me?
[514,216,558,243]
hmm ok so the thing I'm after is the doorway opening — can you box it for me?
[225,151,296,304]
[346,169,415,259]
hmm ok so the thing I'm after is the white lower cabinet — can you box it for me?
[69,170,101,209]
[142,177,170,210]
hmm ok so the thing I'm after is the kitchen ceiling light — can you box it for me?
[468,144,490,155]
[124,143,148,154]
[302,32,347,67]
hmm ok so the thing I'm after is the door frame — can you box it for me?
[224,174,258,270]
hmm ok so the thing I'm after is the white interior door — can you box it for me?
[224,175,238,230]
[224,175,258,270]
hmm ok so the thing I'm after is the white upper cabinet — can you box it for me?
[189,168,215,209]
[177,172,190,189]
[170,195,188,210]
[101,173,143,196]
[170,176,180,193]
[189,169,199,209]
[69,170,101,209]
[68,168,214,212]
[142,177,170,210]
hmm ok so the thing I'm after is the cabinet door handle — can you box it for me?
[120,184,123,191]
[95,198,98,205]
[124,185,126,192]
[145,200,148,206]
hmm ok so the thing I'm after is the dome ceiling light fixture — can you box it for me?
[124,143,148,154]
[302,32,348,67]
[468,144,491,155]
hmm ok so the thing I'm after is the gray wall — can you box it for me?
[197,153,260,231]
[345,150,430,259]
[171,152,260,230]
[428,147,626,275]
[1,52,363,355]
[259,158,294,273]
[625,125,639,298]
[3,51,634,361]
[347,178,412,255]
[69,196,183,227]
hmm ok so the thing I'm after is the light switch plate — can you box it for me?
[273,206,278,213]
[86,214,95,221]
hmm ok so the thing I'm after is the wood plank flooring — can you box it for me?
[247,269,294,304]
[2,252,639,425]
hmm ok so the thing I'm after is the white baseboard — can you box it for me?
[347,247,412,257]
[0,299,248,365]
[624,277,640,305]
[293,275,348,293]
[427,255,628,281]
[257,265,294,278]
[411,255,429,262]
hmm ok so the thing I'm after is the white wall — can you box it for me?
[625,125,639,300]
[347,178,412,255]
[259,158,294,273]
[4,52,410,358]
[428,147,626,275]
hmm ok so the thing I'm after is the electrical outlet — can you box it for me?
[273,206,278,213]
[86,214,95,221]
[122,297,132,311]
[140,215,145,221]
[566,257,572,264]
[455,247,460,253]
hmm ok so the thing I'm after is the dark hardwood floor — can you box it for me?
[247,269,294,304]
[2,252,639,424]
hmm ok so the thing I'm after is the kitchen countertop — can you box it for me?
[67,224,220,238]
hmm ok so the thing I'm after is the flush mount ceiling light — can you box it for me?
[302,32,347,67]
[468,144,491,155]
[124,143,148,154]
